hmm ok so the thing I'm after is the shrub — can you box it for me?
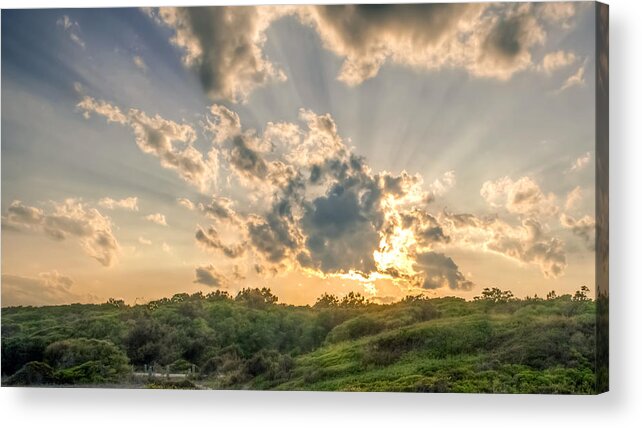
[44,338,130,384]
[4,361,56,386]
[325,315,384,343]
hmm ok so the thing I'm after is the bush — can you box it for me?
[4,361,56,386]
[44,338,131,384]
[244,349,294,381]
[326,315,384,343]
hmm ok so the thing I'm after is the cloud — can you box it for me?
[99,196,139,211]
[195,226,245,258]
[301,3,549,85]
[441,212,567,278]
[564,186,583,211]
[194,265,227,287]
[480,176,558,217]
[558,62,586,92]
[400,208,450,250]
[537,1,577,29]
[133,55,147,72]
[569,151,591,172]
[161,242,172,253]
[413,252,473,290]
[79,94,573,291]
[77,96,127,124]
[199,197,240,224]
[2,199,119,267]
[147,4,575,100]
[427,170,456,202]
[300,184,381,273]
[138,237,152,245]
[560,213,595,249]
[1,271,95,307]
[247,207,302,265]
[177,198,195,210]
[145,213,167,226]
[147,6,288,102]
[128,109,214,191]
[537,50,577,74]
[56,15,85,49]
[77,96,217,191]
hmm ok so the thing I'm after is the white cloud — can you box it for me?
[558,63,586,92]
[427,170,456,202]
[565,186,583,211]
[177,198,195,210]
[77,96,127,124]
[2,271,96,307]
[441,212,567,278]
[138,236,152,245]
[133,55,147,72]
[569,151,592,172]
[77,96,218,191]
[56,15,85,49]
[99,196,139,211]
[3,199,119,267]
[480,176,558,217]
[145,213,167,226]
[537,50,577,74]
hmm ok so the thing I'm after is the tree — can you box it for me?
[339,292,368,308]
[314,293,339,308]
[123,317,164,365]
[235,288,278,308]
[474,287,514,303]
[572,286,591,302]
[106,298,125,308]
[44,338,130,384]
[205,290,231,301]
[546,290,558,300]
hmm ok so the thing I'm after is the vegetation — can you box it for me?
[1,287,598,393]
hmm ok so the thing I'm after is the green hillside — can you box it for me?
[1,287,597,393]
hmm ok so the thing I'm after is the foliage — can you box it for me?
[1,288,598,393]
[4,361,56,386]
[44,338,131,383]
[474,287,515,303]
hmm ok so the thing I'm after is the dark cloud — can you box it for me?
[194,265,226,287]
[247,200,301,264]
[301,184,381,273]
[227,135,269,181]
[401,209,450,248]
[560,213,596,250]
[413,252,473,290]
[195,226,245,258]
[148,4,574,99]
[150,7,287,102]
[199,197,239,224]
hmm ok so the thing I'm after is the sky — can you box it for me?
[1,3,598,307]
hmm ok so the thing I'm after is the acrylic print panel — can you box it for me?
[1,2,608,394]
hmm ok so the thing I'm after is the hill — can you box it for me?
[1,287,597,393]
